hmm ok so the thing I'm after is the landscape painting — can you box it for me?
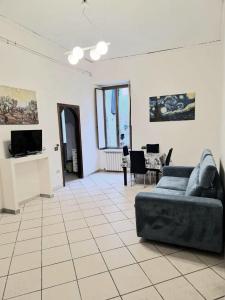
[0,86,39,125]
[149,92,195,122]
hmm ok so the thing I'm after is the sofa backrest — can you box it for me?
[185,164,201,196]
[200,149,212,164]
[199,152,217,188]
[199,150,224,203]
[186,149,224,203]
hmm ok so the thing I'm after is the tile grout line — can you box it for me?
[1,217,224,273]
[1,231,134,264]
[184,275,208,300]
[162,250,208,300]
[60,180,225,300]
[0,238,223,294]
[0,175,224,299]
[0,186,134,230]
[1,215,224,269]
[2,223,223,269]
[153,284,169,300]
[123,238,165,300]
[210,265,225,281]
[77,196,122,299]
[58,192,83,300]
[3,289,41,300]
[41,197,43,300]
[214,295,225,300]
[2,211,23,300]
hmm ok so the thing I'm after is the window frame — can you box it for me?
[95,84,132,150]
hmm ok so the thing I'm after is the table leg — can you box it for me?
[156,171,159,184]
[123,167,127,186]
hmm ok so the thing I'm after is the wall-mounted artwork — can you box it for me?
[149,92,195,122]
[0,86,39,125]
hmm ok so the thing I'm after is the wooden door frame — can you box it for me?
[57,103,84,186]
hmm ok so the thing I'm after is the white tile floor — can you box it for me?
[0,172,224,300]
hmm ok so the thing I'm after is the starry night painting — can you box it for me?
[149,92,195,122]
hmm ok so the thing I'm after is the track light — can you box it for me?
[96,41,108,55]
[90,49,101,61]
[68,54,79,65]
[67,42,110,65]
[72,47,84,60]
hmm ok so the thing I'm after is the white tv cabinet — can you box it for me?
[0,153,53,214]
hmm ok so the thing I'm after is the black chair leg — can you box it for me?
[156,171,159,184]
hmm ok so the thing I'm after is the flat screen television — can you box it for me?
[11,130,42,157]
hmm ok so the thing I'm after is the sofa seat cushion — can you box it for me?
[157,176,189,191]
[153,187,185,196]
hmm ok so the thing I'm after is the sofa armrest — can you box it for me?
[162,166,194,178]
[135,192,223,253]
[135,192,223,209]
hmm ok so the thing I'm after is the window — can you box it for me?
[95,85,131,149]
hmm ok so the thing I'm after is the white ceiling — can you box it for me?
[0,0,223,60]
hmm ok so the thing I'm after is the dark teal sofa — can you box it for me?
[135,150,224,253]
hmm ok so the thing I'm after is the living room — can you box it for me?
[0,1,224,299]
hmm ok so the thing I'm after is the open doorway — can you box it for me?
[57,103,83,186]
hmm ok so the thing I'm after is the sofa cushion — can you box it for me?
[185,164,201,196]
[157,176,189,191]
[199,154,217,188]
[153,187,185,196]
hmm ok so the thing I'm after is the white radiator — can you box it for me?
[105,150,123,172]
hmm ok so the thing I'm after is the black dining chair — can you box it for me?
[123,145,129,156]
[146,144,159,153]
[164,148,173,166]
[130,151,148,186]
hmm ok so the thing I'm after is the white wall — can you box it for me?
[94,44,222,167]
[220,2,225,187]
[0,18,99,199]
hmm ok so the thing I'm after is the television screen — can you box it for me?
[11,130,42,156]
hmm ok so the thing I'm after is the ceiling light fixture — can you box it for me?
[67,0,110,65]
[96,41,108,55]
[68,54,79,65]
[90,48,101,61]
[72,46,84,60]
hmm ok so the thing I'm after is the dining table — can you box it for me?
[121,152,166,186]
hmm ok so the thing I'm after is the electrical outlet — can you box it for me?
[54,144,59,151]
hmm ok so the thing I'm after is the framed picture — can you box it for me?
[149,92,195,122]
[0,86,39,125]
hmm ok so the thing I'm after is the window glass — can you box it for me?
[61,110,67,143]
[118,87,130,148]
[95,86,131,149]
[105,89,117,148]
[96,89,106,149]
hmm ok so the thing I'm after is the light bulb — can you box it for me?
[72,47,84,60]
[90,49,100,61]
[96,41,108,55]
[68,54,79,65]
